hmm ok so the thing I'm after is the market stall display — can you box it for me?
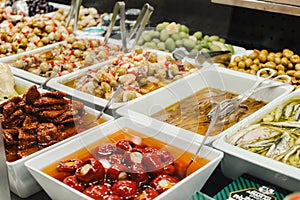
[25,117,223,200]
[0,0,299,199]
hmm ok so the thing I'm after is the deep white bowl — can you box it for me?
[213,89,300,191]
[116,65,294,144]
[25,117,223,200]
[3,99,113,198]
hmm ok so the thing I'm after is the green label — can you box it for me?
[228,188,277,200]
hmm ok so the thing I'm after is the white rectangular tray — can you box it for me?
[213,89,300,191]
[5,37,121,84]
[25,117,223,200]
[116,65,294,144]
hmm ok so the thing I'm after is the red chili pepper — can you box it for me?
[156,150,174,165]
[75,157,105,184]
[130,163,149,184]
[124,148,145,165]
[144,147,159,153]
[34,40,40,45]
[63,175,85,192]
[134,189,159,200]
[116,139,135,152]
[53,171,73,182]
[103,195,121,200]
[150,174,179,193]
[94,143,116,157]
[57,159,83,173]
[141,153,163,175]
[107,164,129,182]
[107,154,124,165]
[83,184,109,200]
[111,180,137,199]
[60,34,65,41]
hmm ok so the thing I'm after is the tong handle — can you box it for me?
[104,1,127,51]
[66,0,82,34]
[128,3,154,50]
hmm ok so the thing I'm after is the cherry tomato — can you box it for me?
[150,174,179,193]
[116,139,135,151]
[107,164,129,182]
[83,184,109,200]
[75,157,105,184]
[134,189,159,200]
[63,175,84,192]
[94,143,116,157]
[130,163,149,184]
[142,153,163,175]
[111,180,137,199]
[56,159,83,173]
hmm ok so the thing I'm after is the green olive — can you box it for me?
[274,57,281,64]
[281,57,289,66]
[40,62,50,72]
[45,25,53,33]
[265,61,276,69]
[277,64,285,71]
[295,63,300,71]
[238,61,245,68]
[228,61,237,68]
[233,56,242,63]
[109,80,118,87]
[148,52,157,63]
[245,58,253,67]
[275,52,282,58]
[277,70,285,75]
[294,71,300,79]
[261,49,268,55]
[290,55,300,64]
[282,49,294,58]
[253,58,260,65]
[250,64,258,71]
[102,82,111,92]
[258,53,267,62]
[248,52,258,60]
[41,37,50,44]
[267,53,275,62]
[286,70,296,76]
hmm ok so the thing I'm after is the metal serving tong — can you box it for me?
[207,68,291,120]
[66,0,83,34]
[104,2,154,52]
[172,47,232,66]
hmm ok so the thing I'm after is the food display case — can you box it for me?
[0,0,300,199]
